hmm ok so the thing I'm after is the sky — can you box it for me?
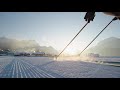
[0,12,119,55]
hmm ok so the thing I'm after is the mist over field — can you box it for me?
[0,37,58,55]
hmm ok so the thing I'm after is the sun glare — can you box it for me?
[64,48,78,55]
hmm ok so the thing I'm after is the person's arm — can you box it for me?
[103,12,120,17]
[103,12,120,20]
[84,12,120,22]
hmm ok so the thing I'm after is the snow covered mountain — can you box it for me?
[0,37,58,55]
[86,37,120,57]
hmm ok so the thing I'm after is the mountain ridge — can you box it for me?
[0,37,58,55]
[86,37,120,56]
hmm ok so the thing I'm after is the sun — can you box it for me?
[64,48,78,55]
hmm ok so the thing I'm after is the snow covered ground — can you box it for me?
[0,56,120,78]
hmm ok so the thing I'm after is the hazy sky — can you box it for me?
[0,12,119,55]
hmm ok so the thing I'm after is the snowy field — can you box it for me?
[0,56,120,78]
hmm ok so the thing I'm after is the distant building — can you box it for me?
[0,50,8,56]
[87,53,100,58]
[14,52,30,56]
[32,52,45,56]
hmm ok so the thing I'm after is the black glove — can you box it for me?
[113,17,120,21]
[84,12,95,23]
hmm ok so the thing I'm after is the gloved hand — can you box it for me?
[112,17,120,21]
[84,12,95,23]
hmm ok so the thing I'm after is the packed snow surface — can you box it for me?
[0,56,120,78]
